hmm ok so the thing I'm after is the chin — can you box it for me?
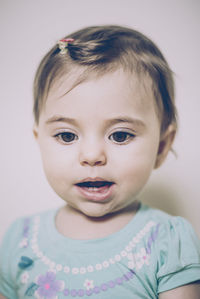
[78,204,113,219]
[82,209,108,218]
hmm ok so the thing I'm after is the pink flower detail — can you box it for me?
[84,279,94,290]
[36,271,64,298]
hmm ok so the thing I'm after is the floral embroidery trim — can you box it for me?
[24,270,135,298]
[23,226,160,297]
[127,224,160,270]
[30,215,156,275]
[62,270,135,297]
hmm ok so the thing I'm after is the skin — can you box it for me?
[2,70,198,299]
[159,282,200,299]
[35,70,173,212]
[34,69,176,239]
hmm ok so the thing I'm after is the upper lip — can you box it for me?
[77,177,110,183]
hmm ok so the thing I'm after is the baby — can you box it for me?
[0,25,200,299]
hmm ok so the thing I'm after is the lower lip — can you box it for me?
[75,184,115,202]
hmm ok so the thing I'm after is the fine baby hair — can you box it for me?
[0,24,200,299]
[33,25,177,134]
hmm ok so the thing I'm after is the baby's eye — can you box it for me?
[109,131,135,144]
[55,132,78,143]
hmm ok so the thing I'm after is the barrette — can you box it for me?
[58,38,74,54]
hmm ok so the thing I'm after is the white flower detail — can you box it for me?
[136,260,143,269]
[21,271,29,284]
[64,266,70,273]
[102,260,109,268]
[87,265,94,272]
[80,267,86,274]
[84,279,94,290]
[19,238,28,248]
[120,250,127,257]
[109,258,115,264]
[95,263,102,270]
[72,267,79,274]
[128,260,135,269]
[127,247,151,270]
[56,264,63,271]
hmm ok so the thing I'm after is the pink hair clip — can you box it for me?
[58,38,74,54]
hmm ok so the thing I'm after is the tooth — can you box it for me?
[88,187,99,191]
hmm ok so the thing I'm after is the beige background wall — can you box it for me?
[0,0,200,240]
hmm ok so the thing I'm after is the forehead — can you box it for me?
[46,68,155,112]
[39,69,161,133]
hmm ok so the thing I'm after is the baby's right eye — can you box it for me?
[54,132,78,144]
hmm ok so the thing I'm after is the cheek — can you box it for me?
[120,157,153,183]
[39,142,76,182]
[111,140,159,182]
[41,155,72,198]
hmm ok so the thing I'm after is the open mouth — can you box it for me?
[75,180,115,201]
[76,181,113,189]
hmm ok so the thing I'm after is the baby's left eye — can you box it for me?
[109,131,135,143]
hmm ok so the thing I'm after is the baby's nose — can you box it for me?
[79,139,107,166]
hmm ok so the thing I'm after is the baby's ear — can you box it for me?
[33,124,38,140]
[154,124,176,169]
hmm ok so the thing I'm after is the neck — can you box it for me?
[55,201,140,240]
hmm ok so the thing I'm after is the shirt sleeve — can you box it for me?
[0,219,22,299]
[156,216,200,294]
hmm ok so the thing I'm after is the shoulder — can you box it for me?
[141,205,199,241]
[142,205,200,263]
[0,208,58,298]
[0,216,27,255]
[145,206,200,252]
[141,206,200,294]
[0,216,26,298]
[0,209,56,250]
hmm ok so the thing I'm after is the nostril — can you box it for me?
[81,159,106,166]
[79,151,107,166]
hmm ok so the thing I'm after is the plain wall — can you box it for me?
[0,0,200,240]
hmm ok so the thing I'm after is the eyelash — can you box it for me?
[109,131,135,144]
[54,131,135,144]
[54,132,78,144]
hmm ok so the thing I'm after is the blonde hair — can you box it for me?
[33,25,177,132]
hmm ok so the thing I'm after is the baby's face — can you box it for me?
[34,70,163,217]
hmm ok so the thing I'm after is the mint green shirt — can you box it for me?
[0,204,200,298]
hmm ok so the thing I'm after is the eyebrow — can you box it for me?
[46,116,78,126]
[104,117,145,128]
[45,115,146,129]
